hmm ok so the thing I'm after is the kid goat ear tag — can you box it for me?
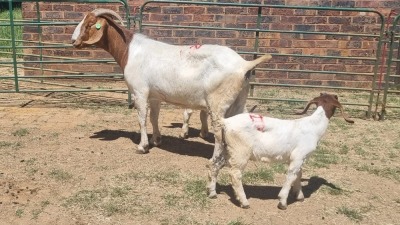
[95,23,101,30]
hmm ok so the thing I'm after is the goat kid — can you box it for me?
[208,93,354,209]
[71,9,271,156]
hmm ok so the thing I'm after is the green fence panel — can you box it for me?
[381,13,400,119]
[0,0,130,98]
[139,1,385,118]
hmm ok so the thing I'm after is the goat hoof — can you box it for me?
[277,202,287,210]
[136,146,149,154]
[208,192,217,199]
[241,204,250,209]
[199,132,208,139]
[179,133,189,139]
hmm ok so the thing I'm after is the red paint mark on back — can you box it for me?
[190,44,202,50]
[249,114,265,131]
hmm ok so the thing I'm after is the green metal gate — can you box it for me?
[139,1,386,118]
[381,12,400,119]
[0,0,130,98]
[2,0,398,119]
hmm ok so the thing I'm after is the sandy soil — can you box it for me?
[0,90,399,225]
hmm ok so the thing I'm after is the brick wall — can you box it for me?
[21,0,400,88]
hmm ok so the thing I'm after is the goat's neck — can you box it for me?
[306,106,330,138]
[97,25,133,71]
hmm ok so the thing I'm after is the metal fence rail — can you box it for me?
[0,0,130,96]
[1,0,399,119]
[139,1,386,117]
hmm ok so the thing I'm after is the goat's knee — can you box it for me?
[180,109,192,139]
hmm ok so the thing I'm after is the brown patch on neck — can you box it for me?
[96,16,134,71]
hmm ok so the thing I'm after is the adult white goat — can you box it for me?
[71,9,271,156]
[208,93,354,209]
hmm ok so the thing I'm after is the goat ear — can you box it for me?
[83,18,106,45]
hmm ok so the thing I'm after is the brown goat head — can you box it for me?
[296,93,354,123]
[71,9,124,48]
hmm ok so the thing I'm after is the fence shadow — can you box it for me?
[217,176,336,208]
[90,128,214,159]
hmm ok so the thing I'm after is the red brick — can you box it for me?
[184,7,205,14]
[324,65,346,71]
[304,16,327,24]
[225,7,248,15]
[351,50,375,57]
[226,39,247,47]
[64,12,84,20]
[293,41,316,48]
[171,15,193,22]
[193,14,215,22]
[174,30,193,37]
[53,5,73,11]
[149,14,170,22]
[270,40,292,48]
[207,7,224,14]
[271,8,293,16]
[315,41,339,48]
[162,6,183,14]
[288,73,311,79]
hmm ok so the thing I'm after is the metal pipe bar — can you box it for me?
[8,0,19,92]
[256,68,374,77]
[249,82,371,92]
[140,23,381,38]
[247,97,369,107]
[0,74,123,79]
[0,59,116,64]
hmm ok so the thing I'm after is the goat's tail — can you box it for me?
[245,54,272,72]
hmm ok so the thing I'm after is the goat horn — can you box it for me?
[295,100,316,115]
[335,102,354,124]
[92,8,125,26]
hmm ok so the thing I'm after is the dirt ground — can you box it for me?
[0,89,399,225]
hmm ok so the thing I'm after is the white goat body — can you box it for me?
[71,9,272,155]
[208,93,354,209]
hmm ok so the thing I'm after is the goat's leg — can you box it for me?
[278,160,303,210]
[229,168,249,208]
[207,140,225,199]
[135,98,150,154]
[291,168,304,202]
[199,110,209,139]
[180,109,192,139]
[149,100,162,147]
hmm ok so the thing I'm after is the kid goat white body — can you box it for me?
[208,93,354,209]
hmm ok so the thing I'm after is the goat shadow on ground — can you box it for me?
[90,128,214,159]
[217,176,339,208]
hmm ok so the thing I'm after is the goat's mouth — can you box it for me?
[71,39,82,48]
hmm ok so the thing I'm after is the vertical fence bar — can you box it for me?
[368,14,386,118]
[249,6,263,97]
[35,1,44,81]
[8,0,19,92]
